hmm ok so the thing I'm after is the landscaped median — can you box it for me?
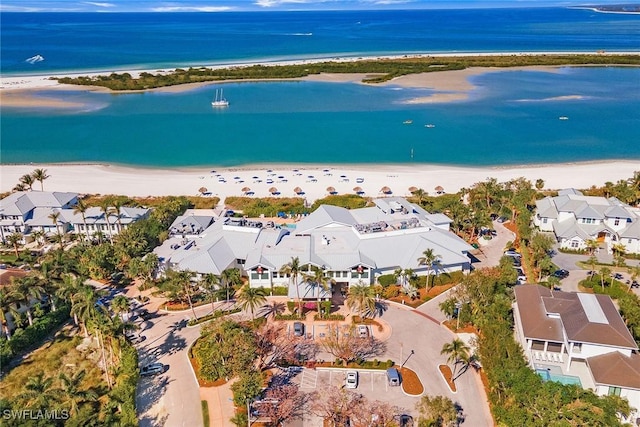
[398,366,425,396]
[438,364,457,393]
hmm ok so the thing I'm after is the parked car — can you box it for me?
[504,250,521,258]
[140,363,165,376]
[293,322,305,337]
[510,257,522,267]
[553,269,570,279]
[345,371,358,389]
[612,272,624,280]
[357,325,369,338]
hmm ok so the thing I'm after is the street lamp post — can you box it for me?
[401,350,415,368]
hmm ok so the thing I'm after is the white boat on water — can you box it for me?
[25,54,44,64]
[559,116,569,120]
[211,89,229,107]
[425,124,436,128]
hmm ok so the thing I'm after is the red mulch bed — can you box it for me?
[390,283,455,307]
[439,364,456,392]
[398,366,424,396]
[442,319,478,334]
[189,354,227,387]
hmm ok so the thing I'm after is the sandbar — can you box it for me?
[1,162,637,204]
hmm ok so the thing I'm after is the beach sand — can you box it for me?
[1,162,637,204]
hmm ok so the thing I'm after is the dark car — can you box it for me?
[293,322,305,337]
[553,269,570,279]
[140,363,165,376]
[612,273,624,280]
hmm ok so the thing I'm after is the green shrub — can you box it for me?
[272,286,288,296]
[274,314,303,321]
[377,274,397,287]
[187,307,242,326]
[314,314,345,321]
[310,195,369,211]
[383,286,401,299]
[286,301,296,313]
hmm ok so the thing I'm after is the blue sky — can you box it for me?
[0,0,628,12]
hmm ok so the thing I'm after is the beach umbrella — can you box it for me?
[326,186,336,194]
[269,187,278,194]
[198,187,208,195]
[408,186,419,193]
[241,186,251,194]
[353,186,363,194]
[380,186,391,194]
[435,185,444,194]
[294,186,303,194]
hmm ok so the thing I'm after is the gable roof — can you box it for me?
[586,352,640,390]
[0,191,78,216]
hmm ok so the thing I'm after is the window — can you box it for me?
[542,218,548,224]
[614,219,620,226]
[570,241,579,248]
[573,343,582,353]
[608,387,621,396]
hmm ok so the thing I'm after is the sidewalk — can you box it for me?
[200,379,236,427]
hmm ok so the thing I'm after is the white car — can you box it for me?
[357,325,369,338]
[345,371,358,389]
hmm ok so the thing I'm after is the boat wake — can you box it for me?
[25,54,45,64]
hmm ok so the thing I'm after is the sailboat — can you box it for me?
[211,89,229,107]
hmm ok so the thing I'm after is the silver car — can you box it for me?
[345,371,358,389]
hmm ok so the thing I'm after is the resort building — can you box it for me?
[0,191,78,244]
[69,206,151,240]
[154,198,473,295]
[534,188,640,255]
[0,191,150,244]
[513,285,640,422]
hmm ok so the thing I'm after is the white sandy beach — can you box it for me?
[1,162,637,204]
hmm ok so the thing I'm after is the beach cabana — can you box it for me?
[241,186,251,194]
[198,187,208,195]
[408,186,418,193]
[294,186,303,195]
[380,186,392,194]
[435,185,445,195]
[326,186,337,195]
[353,186,364,195]
[269,187,278,194]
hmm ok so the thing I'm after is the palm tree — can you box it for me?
[305,266,334,318]
[346,283,376,319]
[236,284,267,320]
[18,372,59,410]
[599,266,612,291]
[99,199,114,243]
[280,257,303,315]
[173,270,198,320]
[15,276,44,326]
[57,274,84,325]
[30,229,45,248]
[220,268,241,302]
[19,173,35,191]
[73,199,90,243]
[31,168,50,191]
[260,300,285,320]
[417,248,442,289]
[111,295,130,321]
[200,273,220,313]
[48,210,65,250]
[58,369,98,416]
[0,285,22,339]
[111,199,124,234]
[6,232,23,258]
[628,265,640,291]
[71,285,103,337]
[440,338,471,381]
[535,178,545,191]
[585,239,600,256]
[12,183,26,192]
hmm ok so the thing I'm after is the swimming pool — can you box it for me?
[536,368,582,386]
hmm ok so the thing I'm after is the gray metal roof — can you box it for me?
[0,191,78,217]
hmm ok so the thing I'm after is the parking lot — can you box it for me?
[294,368,420,417]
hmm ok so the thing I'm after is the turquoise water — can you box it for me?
[536,368,582,386]
[2,67,639,167]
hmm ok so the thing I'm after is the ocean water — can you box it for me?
[1,8,639,75]
[1,8,639,167]
[2,67,639,166]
